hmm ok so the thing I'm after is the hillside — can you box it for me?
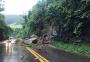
[5,15,24,24]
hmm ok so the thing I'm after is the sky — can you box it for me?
[1,0,38,15]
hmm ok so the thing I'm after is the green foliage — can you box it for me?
[52,41,90,57]
[18,0,90,42]
[9,23,22,38]
[0,14,12,41]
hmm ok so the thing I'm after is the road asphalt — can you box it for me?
[0,43,90,62]
[34,46,90,62]
[0,44,37,62]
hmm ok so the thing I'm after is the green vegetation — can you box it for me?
[0,14,12,41]
[9,23,22,29]
[9,23,22,38]
[0,0,12,41]
[15,0,90,56]
[52,41,90,57]
[11,0,90,57]
[17,0,90,43]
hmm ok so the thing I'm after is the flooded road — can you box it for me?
[0,44,37,62]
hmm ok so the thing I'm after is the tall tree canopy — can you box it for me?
[0,14,12,41]
[19,0,90,42]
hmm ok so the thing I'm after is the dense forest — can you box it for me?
[18,0,90,42]
[0,14,12,41]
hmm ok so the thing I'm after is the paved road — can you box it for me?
[0,43,90,62]
[0,44,37,62]
[34,46,90,62]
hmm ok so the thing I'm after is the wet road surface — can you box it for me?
[34,46,90,62]
[1,43,90,62]
[0,44,37,62]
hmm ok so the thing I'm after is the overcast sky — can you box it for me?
[1,0,38,15]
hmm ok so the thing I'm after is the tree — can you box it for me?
[19,0,90,42]
[0,14,12,41]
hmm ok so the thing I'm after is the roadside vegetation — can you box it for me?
[17,0,90,43]
[52,41,90,57]
[15,0,90,57]
[0,14,12,41]
[9,23,22,29]
[0,1,12,41]
[9,23,22,38]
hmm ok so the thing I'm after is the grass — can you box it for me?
[9,23,22,29]
[51,41,90,57]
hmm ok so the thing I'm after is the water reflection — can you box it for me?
[3,43,18,62]
[5,43,13,56]
[0,43,36,62]
[3,43,25,62]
